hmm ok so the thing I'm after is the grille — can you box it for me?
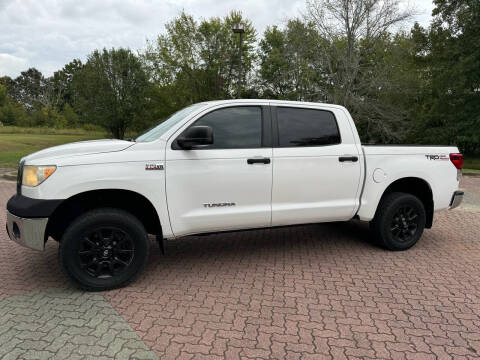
[17,160,25,195]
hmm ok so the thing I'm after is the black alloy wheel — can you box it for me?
[59,208,149,291]
[370,192,426,251]
[78,227,135,278]
[390,205,419,243]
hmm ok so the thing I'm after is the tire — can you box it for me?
[59,208,149,291]
[370,192,426,251]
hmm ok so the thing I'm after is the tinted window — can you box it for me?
[192,106,262,149]
[136,103,205,142]
[277,107,340,147]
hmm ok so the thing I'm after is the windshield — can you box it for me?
[136,103,205,142]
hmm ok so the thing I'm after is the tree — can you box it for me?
[50,59,83,110]
[408,0,480,154]
[0,84,6,108]
[0,83,28,126]
[0,76,15,96]
[258,20,320,100]
[143,11,256,119]
[0,4,477,150]
[10,68,49,109]
[304,0,415,141]
[73,48,151,139]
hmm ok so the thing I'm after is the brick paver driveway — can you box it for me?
[1,178,480,359]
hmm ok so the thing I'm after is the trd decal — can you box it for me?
[425,154,448,161]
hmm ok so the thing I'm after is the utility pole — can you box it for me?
[231,23,245,99]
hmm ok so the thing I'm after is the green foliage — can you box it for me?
[0,84,6,107]
[408,0,480,154]
[351,33,422,143]
[0,101,28,126]
[8,68,48,109]
[0,5,478,153]
[463,157,480,170]
[0,69,79,128]
[0,83,27,126]
[0,126,104,135]
[50,59,83,110]
[143,11,257,119]
[73,48,151,139]
[61,104,79,127]
[259,20,319,101]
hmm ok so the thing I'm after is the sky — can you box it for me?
[0,0,435,78]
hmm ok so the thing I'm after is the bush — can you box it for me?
[0,102,28,126]
[0,126,106,136]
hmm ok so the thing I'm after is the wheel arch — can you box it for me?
[377,177,434,228]
[46,189,163,242]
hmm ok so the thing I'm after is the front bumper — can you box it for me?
[449,190,464,210]
[6,211,48,251]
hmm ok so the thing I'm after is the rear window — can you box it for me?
[277,107,340,147]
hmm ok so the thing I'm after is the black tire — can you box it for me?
[370,192,426,251]
[59,208,149,291]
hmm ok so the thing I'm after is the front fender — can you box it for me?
[21,162,173,238]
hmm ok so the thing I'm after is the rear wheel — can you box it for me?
[370,192,426,251]
[59,208,149,291]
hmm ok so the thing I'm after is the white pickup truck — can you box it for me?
[6,100,464,290]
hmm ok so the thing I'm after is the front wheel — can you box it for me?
[59,208,150,291]
[370,192,426,251]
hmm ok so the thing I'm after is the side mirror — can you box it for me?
[177,125,213,149]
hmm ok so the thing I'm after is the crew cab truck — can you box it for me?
[5,100,464,291]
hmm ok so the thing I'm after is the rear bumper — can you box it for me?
[6,211,48,251]
[449,191,464,210]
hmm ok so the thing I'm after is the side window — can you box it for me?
[276,107,341,147]
[191,106,263,149]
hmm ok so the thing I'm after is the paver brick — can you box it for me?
[0,288,158,359]
[0,179,480,358]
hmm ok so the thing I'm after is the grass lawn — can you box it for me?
[464,168,480,174]
[464,157,480,170]
[0,130,105,168]
[1,126,479,172]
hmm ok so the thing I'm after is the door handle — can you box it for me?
[339,156,358,162]
[247,157,271,165]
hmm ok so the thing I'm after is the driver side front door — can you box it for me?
[165,105,273,237]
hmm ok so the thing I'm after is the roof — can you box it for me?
[196,99,347,111]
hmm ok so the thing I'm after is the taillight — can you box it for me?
[449,153,464,169]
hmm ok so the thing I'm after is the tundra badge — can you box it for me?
[203,202,236,208]
[145,164,164,170]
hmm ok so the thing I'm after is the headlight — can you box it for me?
[22,165,56,187]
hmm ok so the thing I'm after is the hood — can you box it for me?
[24,139,135,164]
